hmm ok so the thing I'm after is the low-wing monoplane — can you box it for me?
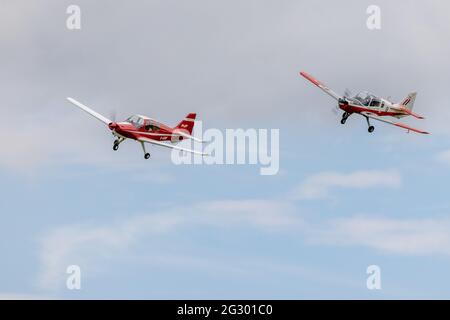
[67,97,207,159]
[300,71,429,134]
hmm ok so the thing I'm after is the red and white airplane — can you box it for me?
[300,71,429,134]
[67,97,207,159]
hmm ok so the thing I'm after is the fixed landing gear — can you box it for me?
[365,116,375,133]
[341,112,350,124]
[113,138,125,151]
[140,142,151,160]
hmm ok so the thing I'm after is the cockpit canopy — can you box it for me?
[126,115,145,129]
[126,115,161,131]
[351,91,381,107]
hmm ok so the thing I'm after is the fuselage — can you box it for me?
[339,98,409,119]
[109,116,185,143]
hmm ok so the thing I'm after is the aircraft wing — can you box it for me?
[300,71,342,101]
[138,137,209,156]
[67,97,112,125]
[361,112,430,134]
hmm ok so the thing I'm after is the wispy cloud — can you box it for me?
[37,171,450,293]
[37,199,299,291]
[36,191,450,295]
[307,216,450,256]
[292,170,402,200]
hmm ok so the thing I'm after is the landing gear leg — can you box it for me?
[341,112,350,124]
[140,142,151,159]
[365,116,375,133]
[113,137,125,151]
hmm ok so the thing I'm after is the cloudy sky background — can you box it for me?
[1,0,450,299]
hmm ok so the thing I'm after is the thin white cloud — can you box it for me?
[37,199,299,291]
[307,216,450,256]
[36,193,450,294]
[293,170,402,200]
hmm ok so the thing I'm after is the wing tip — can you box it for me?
[299,71,321,86]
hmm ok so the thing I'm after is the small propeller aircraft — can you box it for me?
[300,71,429,134]
[67,97,207,159]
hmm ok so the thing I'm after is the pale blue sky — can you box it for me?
[1,0,450,299]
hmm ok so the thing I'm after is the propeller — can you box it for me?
[344,88,352,99]
[108,110,118,130]
[332,89,352,117]
[110,110,117,123]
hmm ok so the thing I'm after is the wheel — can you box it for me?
[113,143,119,151]
[341,118,346,124]
[144,153,151,159]
[368,126,375,133]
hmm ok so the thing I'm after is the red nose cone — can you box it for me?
[108,122,118,130]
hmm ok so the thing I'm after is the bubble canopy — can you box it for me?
[350,91,381,107]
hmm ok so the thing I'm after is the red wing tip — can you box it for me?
[299,71,321,86]
[299,71,311,77]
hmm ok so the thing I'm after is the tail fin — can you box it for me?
[175,113,196,134]
[399,92,417,110]
[397,92,424,119]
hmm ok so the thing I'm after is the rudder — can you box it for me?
[400,92,417,110]
[175,113,196,134]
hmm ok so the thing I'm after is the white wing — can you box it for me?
[300,71,342,101]
[360,112,429,134]
[67,97,112,125]
[138,137,209,156]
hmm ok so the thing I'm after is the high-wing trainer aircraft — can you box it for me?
[300,71,429,134]
[67,97,207,159]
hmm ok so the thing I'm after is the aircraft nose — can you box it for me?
[108,122,118,130]
[338,98,348,105]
